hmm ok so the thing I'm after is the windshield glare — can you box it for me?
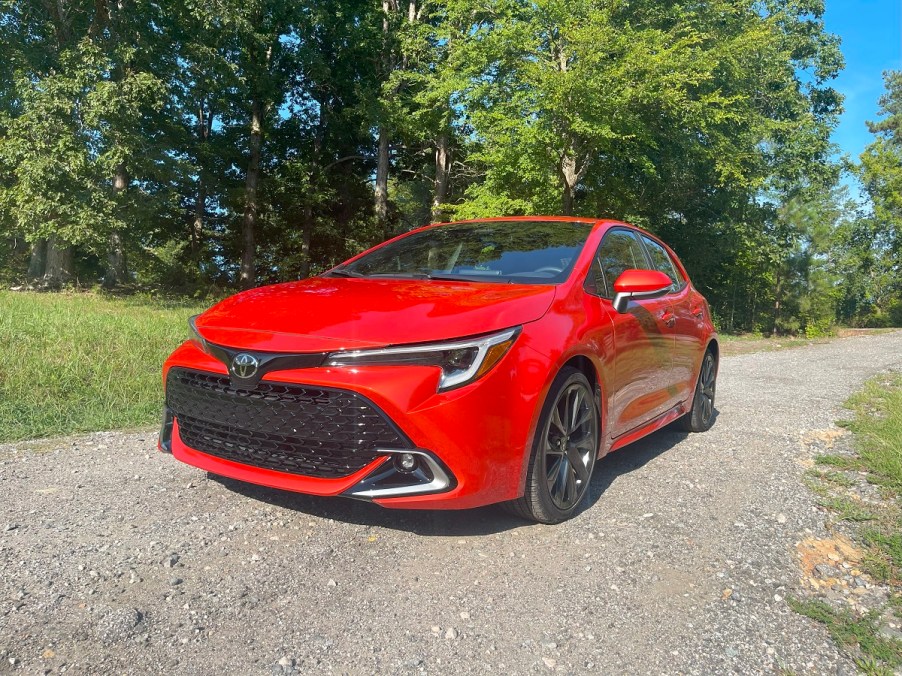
[335,220,594,284]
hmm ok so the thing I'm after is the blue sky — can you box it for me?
[824,0,901,168]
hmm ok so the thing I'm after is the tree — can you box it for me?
[851,70,902,325]
[0,0,172,288]
[0,0,863,333]
[861,71,902,251]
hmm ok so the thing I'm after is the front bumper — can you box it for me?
[160,337,547,509]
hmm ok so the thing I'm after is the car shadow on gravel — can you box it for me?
[209,421,702,536]
[585,426,691,508]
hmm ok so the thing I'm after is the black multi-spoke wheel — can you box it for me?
[678,350,717,432]
[505,367,600,524]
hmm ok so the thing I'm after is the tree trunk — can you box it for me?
[772,266,783,336]
[750,290,758,331]
[729,279,737,332]
[374,0,394,237]
[105,230,127,287]
[375,126,390,235]
[555,49,581,216]
[561,186,575,216]
[300,203,313,279]
[193,180,206,261]
[431,130,451,222]
[43,236,74,288]
[240,97,263,289]
[27,239,47,281]
[192,100,209,262]
[104,162,128,288]
[560,153,578,216]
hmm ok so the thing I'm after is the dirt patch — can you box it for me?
[796,535,864,590]
[801,428,847,450]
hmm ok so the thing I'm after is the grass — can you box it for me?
[843,373,902,585]
[815,374,902,582]
[788,598,902,671]
[0,293,894,446]
[816,496,878,522]
[861,528,902,584]
[843,374,902,494]
[796,371,902,670]
[815,453,863,470]
[822,470,857,488]
[0,291,208,442]
[806,467,857,488]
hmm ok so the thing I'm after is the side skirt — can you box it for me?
[604,402,688,455]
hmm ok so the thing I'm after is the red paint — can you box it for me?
[195,278,557,352]
[612,268,673,293]
[161,217,717,510]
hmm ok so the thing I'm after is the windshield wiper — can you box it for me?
[332,270,503,282]
[417,271,478,282]
[366,271,481,282]
[325,268,366,278]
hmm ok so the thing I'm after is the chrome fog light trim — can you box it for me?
[345,449,453,499]
[159,407,174,453]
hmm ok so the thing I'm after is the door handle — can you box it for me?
[660,311,676,328]
[691,306,704,318]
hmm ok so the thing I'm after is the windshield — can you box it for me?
[330,220,594,284]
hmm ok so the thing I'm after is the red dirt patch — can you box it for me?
[796,535,864,590]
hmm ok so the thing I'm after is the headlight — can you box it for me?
[325,327,520,391]
[188,315,211,354]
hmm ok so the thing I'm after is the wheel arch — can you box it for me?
[566,354,597,391]
[557,354,607,438]
[686,337,720,394]
[515,351,608,497]
[705,337,720,378]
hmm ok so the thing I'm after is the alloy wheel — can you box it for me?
[699,353,716,424]
[543,382,598,511]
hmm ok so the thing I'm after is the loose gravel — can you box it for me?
[1,331,901,674]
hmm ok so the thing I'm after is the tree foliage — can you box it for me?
[0,0,896,331]
[846,70,902,326]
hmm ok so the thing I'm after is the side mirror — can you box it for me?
[612,269,672,313]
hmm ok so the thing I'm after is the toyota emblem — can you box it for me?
[230,353,259,379]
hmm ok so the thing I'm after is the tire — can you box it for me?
[677,350,717,433]
[504,367,600,524]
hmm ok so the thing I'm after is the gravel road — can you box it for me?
[2,331,901,675]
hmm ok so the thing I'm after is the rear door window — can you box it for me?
[639,234,683,292]
[585,229,649,299]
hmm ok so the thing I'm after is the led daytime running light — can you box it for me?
[188,315,211,354]
[326,327,520,391]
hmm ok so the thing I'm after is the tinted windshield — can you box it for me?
[332,220,594,284]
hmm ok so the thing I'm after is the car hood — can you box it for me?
[195,277,556,352]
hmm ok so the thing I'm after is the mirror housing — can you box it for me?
[611,269,673,313]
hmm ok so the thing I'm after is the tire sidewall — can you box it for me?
[690,352,717,431]
[527,367,600,523]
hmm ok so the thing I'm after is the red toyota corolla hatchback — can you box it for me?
[160,217,717,523]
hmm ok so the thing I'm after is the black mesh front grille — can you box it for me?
[165,368,411,478]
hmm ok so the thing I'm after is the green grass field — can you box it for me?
[0,291,209,442]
